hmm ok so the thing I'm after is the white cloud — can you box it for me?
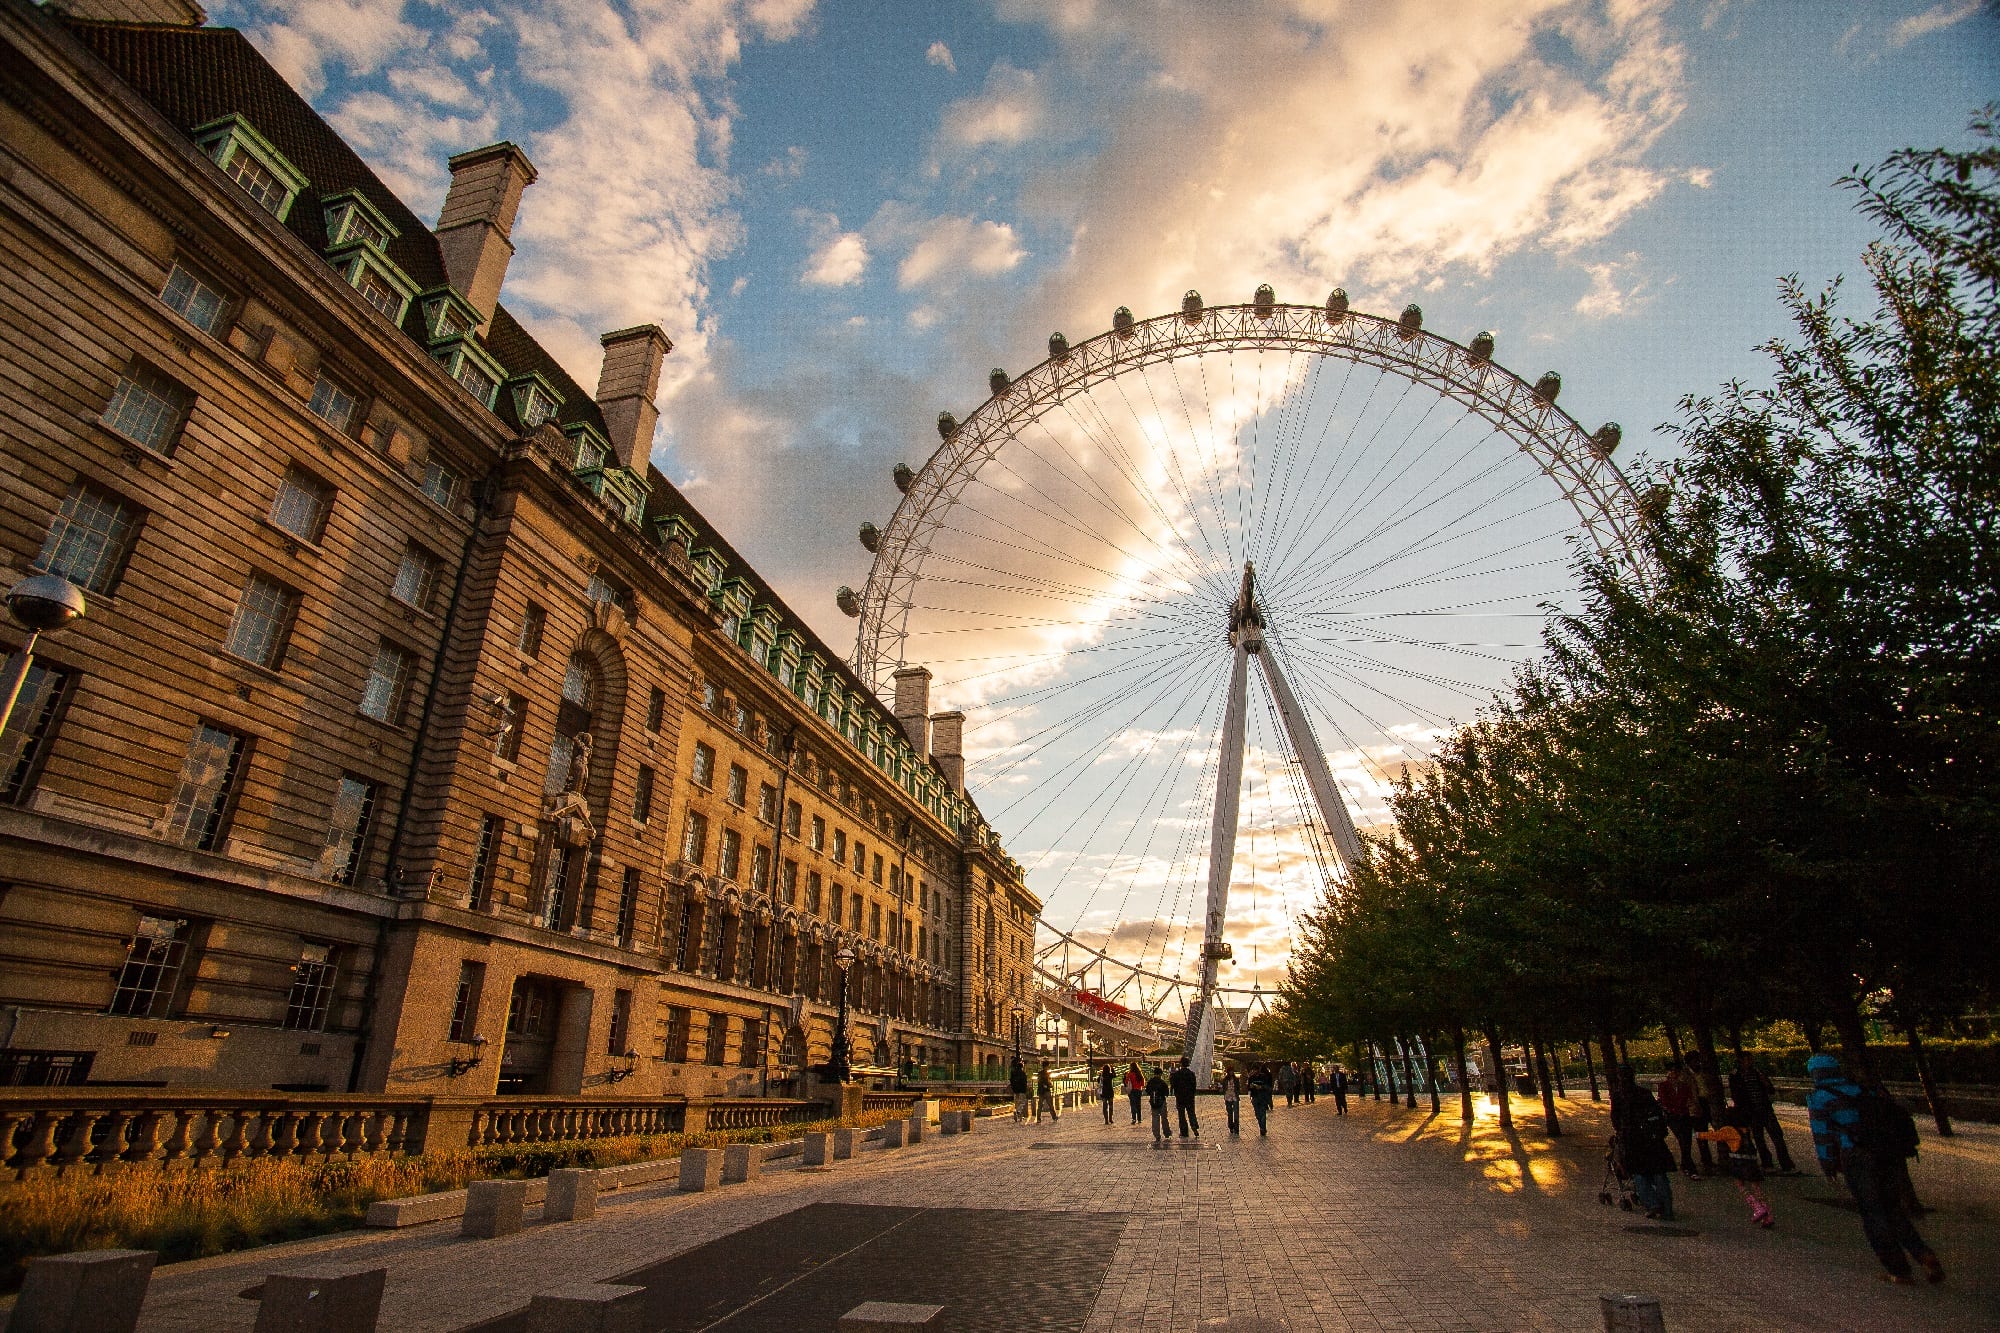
[926,40,957,73]
[804,229,871,287]
[1686,166,1714,188]
[762,145,808,178]
[898,216,1028,288]
[940,60,1043,148]
[1889,0,1985,47]
[1574,251,1650,318]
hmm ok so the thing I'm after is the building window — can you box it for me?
[726,764,746,807]
[269,466,333,543]
[646,686,666,732]
[358,641,414,724]
[390,543,440,612]
[739,1016,763,1069]
[633,764,656,823]
[703,1014,728,1065]
[561,652,594,709]
[870,901,882,940]
[306,374,358,433]
[806,871,822,916]
[448,961,484,1040]
[495,693,525,762]
[701,680,721,712]
[35,482,141,594]
[196,115,306,218]
[751,844,771,891]
[354,266,404,319]
[829,884,844,924]
[159,263,227,334]
[664,1006,690,1062]
[284,942,338,1032]
[517,603,546,657]
[784,800,801,838]
[224,573,297,668]
[164,723,245,850]
[101,362,189,455]
[325,775,375,884]
[872,853,884,885]
[832,828,845,862]
[421,458,464,511]
[853,840,867,875]
[732,702,751,734]
[681,809,708,865]
[469,813,503,909]
[324,194,392,250]
[850,896,862,931]
[718,828,741,881]
[757,784,778,824]
[691,742,715,788]
[2,661,71,804]
[573,435,606,471]
[607,988,632,1056]
[782,859,798,906]
[811,814,826,852]
[615,867,640,945]
[108,915,192,1017]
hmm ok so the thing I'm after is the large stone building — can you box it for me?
[0,0,1040,1098]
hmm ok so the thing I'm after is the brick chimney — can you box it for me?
[435,143,536,334]
[595,326,673,470]
[893,667,932,759]
[931,710,964,795]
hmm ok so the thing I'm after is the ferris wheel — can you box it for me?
[840,288,1644,1071]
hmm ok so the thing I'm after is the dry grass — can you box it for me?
[0,1106,911,1292]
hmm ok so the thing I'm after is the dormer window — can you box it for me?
[575,436,605,471]
[419,290,482,344]
[322,192,397,252]
[507,375,564,431]
[194,116,307,221]
[429,336,504,410]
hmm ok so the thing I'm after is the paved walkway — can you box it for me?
[22,1092,1999,1331]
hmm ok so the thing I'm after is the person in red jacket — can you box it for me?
[1656,1059,1710,1178]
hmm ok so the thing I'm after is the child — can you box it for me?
[1698,1110,1775,1228]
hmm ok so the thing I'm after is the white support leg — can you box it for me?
[1184,630,1251,1090]
[1256,641,1364,872]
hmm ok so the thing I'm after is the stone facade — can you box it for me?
[0,0,1037,1097]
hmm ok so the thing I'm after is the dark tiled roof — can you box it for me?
[482,305,608,435]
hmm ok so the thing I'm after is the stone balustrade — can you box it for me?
[696,1098,828,1131]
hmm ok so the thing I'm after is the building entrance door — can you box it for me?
[498,975,559,1094]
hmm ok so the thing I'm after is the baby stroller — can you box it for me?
[1599,1132,1638,1211]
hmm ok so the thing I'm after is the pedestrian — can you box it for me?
[1611,1064,1677,1221]
[1656,1059,1708,1178]
[1010,1056,1029,1122]
[1301,1060,1316,1103]
[1807,1053,1942,1284]
[1277,1061,1297,1107]
[1330,1065,1349,1115]
[1222,1068,1242,1135]
[1730,1051,1797,1173]
[1035,1062,1058,1123]
[1098,1062,1117,1125]
[1697,1110,1775,1228]
[1247,1062,1275,1137]
[1146,1064,1171,1145]
[1169,1056,1201,1138]
[1125,1060,1145,1125]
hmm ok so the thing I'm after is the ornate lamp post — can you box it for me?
[829,944,858,1083]
[0,574,86,738]
[1012,1002,1028,1062]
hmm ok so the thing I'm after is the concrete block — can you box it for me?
[906,1114,925,1144]
[879,1118,906,1149]
[597,1158,677,1190]
[917,1098,941,1125]
[939,1112,960,1136]
[365,1189,466,1229]
[722,1143,762,1184]
[838,1301,945,1330]
[832,1128,858,1159]
[958,1110,975,1133]
[678,1147,723,1192]
[252,1266,386,1333]
[544,1169,598,1222]
[462,1179,527,1239]
[11,1249,155,1333]
[526,1283,646,1333]
[1600,1295,1666,1333]
[803,1131,834,1165]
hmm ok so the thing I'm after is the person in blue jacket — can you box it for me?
[1806,1053,1943,1284]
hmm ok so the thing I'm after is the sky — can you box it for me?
[211,0,1996,1005]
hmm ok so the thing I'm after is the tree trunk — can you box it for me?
[1595,1028,1619,1109]
[1483,1025,1513,1130]
[1452,1026,1474,1125]
[1381,1040,1400,1102]
[1829,1003,1882,1089]
[1531,1035,1562,1137]
[1423,1034,1442,1114]
[1728,1021,1746,1061]
[1551,1043,1568,1097]
[1615,1033,1631,1065]
[1663,1024,1684,1063]
[1368,1042,1382,1100]
[1689,1015,1727,1120]
[1583,1037,1601,1102]
[1892,994,1953,1138]
[1397,1036,1418,1109]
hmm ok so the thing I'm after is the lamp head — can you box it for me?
[836,945,857,966]
[7,574,85,633]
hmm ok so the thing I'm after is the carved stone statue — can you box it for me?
[563,731,592,794]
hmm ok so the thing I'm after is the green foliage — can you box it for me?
[1283,109,2000,1067]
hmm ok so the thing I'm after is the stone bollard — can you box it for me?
[838,1301,945,1330]
[879,1118,906,1149]
[545,1169,598,1223]
[832,1128,858,1159]
[526,1282,646,1333]
[723,1143,762,1184]
[958,1110,975,1133]
[939,1112,960,1136]
[253,1266,387,1333]
[803,1131,835,1165]
[11,1249,156,1333]
[463,1180,528,1239]
[906,1113,925,1144]
[1600,1294,1666,1333]
[679,1147,724,1192]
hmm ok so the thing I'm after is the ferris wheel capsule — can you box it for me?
[1253,284,1276,318]
[989,367,1012,396]
[937,411,959,439]
[859,521,880,553]
[1181,290,1204,323]
[1593,422,1623,456]
[1325,288,1349,320]
[1470,330,1496,362]
[835,585,860,617]
[1533,371,1563,404]
[1400,304,1424,335]
[893,462,915,493]
[1048,331,1071,361]
[1113,306,1136,337]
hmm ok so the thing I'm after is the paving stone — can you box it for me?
[838,1300,945,1329]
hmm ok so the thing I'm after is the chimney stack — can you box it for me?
[931,710,964,795]
[893,667,932,759]
[595,326,673,470]
[435,143,537,334]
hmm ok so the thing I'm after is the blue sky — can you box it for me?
[209,0,1995,985]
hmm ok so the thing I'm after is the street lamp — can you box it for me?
[829,944,858,1083]
[1012,1003,1028,1061]
[0,575,86,738]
